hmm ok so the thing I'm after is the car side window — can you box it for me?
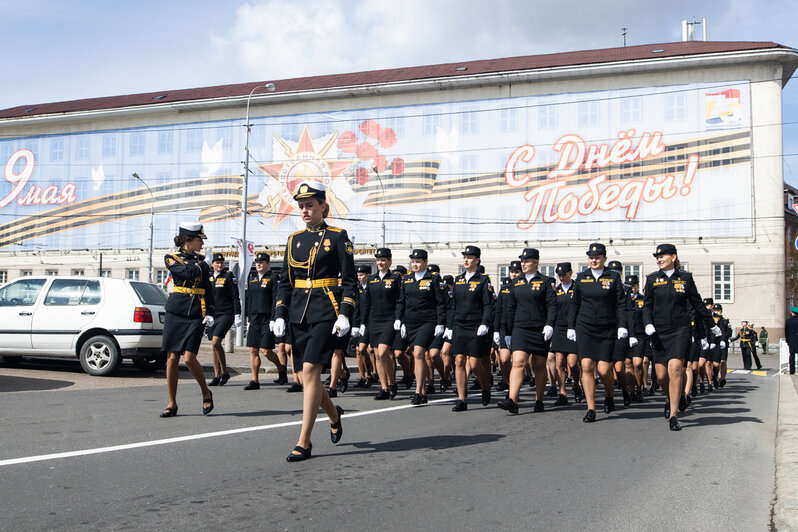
[80,281,101,305]
[0,279,47,306]
[44,279,95,306]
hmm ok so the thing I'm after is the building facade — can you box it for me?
[0,41,796,335]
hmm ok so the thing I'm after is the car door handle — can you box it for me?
[18,312,32,316]
[81,311,95,315]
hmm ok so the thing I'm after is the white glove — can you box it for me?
[400,324,406,339]
[351,326,361,338]
[710,343,716,350]
[272,318,285,337]
[710,326,722,337]
[233,314,242,328]
[268,320,275,332]
[359,324,366,336]
[720,341,726,349]
[629,336,638,347]
[567,329,576,342]
[444,328,452,340]
[542,325,553,341]
[434,324,445,337]
[476,325,489,337]
[504,336,512,348]
[202,315,214,327]
[617,327,628,340]
[645,324,656,336]
[701,338,709,350]
[493,332,500,345]
[333,315,350,337]
[393,319,402,331]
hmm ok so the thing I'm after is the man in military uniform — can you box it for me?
[786,307,798,374]
[759,326,769,355]
[731,320,761,370]
[207,253,242,386]
[244,252,285,389]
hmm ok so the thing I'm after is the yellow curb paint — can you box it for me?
[751,370,767,376]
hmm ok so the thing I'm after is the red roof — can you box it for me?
[0,40,791,120]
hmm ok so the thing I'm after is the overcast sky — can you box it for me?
[3,0,798,182]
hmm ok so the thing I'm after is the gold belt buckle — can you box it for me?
[305,279,312,288]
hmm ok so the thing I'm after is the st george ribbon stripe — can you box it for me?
[0,397,456,467]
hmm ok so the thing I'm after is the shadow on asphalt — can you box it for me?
[0,375,75,392]
[328,433,505,456]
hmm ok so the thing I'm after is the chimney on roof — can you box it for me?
[682,18,707,41]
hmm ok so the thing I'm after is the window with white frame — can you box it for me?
[577,263,589,273]
[20,270,32,277]
[45,269,58,276]
[498,265,510,284]
[383,116,405,138]
[0,270,6,283]
[538,104,557,129]
[500,108,518,132]
[540,264,556,280]
[100,269,111,278]
[621,97,641,123]
[578,101,600,128]
[460,109,479,135]
[155,269,169,285]
[129,132,145,156]
[712,263,733,302]
[459,154,478,179]
[623,264,641,283]
[186,129,202,152]
[126,269,140,280]
[75,136,90,160]
[282,123,301,140]
[422,114,440,137]
[71,269,85,276]
[665,93,686,121]
[680,262,689,272]
[158,131,173,154]
[102,134,116,158]
[50,138,64,162]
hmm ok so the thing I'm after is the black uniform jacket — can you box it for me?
[708,312,730,342]
[553,282,574,331]
[397,270,447,326]
[446,272,494,328]
[361,271,403,325]
[164,252,215,318]
[627,292,645,337]
[247,270,278,318]
[494,282,512,333]
[352,283,367,329]
[210,268,241,317]
[568,269,626,330]
[506,272,557,330]
[641,269,714,332]
[786,315,798,353]
[275,222,357,324]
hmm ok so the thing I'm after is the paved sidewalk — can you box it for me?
[775,373,798,530]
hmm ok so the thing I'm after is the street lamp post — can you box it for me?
[239,83,275,345]
[132,172,154,283]
[372,167,386,247]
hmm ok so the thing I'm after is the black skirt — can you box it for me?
[247,314,275,350]
[650,326,692,363]
[275,321,290,345]
[576,324,615,362]
[162,312,204,354]
[209,314,234,339]
[498,330,510,350]
[550,329,577,354]
[687,339,701,363]
[612,338,628,362]
[369,319,396,348]
[628,339,645,359]
[406,321,436,350]
[510,326,549,357]
[451,321,491,357]
[290,320,336,369]
[429,334,445,350]
[335,329,351,350]
[357,328,370,346]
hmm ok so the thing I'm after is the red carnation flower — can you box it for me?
[391,157,405,176]
[356,141,378,161]
[359,119,381,139]
[374,154,387,174]
[337,131,358,154]
[356,166,369,186]
[378,128,397,149]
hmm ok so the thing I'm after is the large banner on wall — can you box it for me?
[0,81,751,251]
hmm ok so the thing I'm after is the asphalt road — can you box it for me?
[0,357,778,531]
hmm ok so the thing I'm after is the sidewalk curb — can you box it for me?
[774,374,798,531]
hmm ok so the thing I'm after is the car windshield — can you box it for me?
[130,281,167,305]
[0,278,47,306]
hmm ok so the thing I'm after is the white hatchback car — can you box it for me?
[0,276,166,376]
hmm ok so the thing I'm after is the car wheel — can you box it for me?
[0,355,23,367]
[79,335,121,376]
[131,353,166,372]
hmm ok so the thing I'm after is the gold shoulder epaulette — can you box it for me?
[166,253,186,265]
[326,226,343,233]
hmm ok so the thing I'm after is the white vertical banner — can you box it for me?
[233,238,254,346]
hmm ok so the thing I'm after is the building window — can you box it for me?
[129,132,145,156]
[45,269,58,276]
[422,114,440,137]
[498,265,509,284]
[459,154,478,179]
[623,264,642,283]
[621,97,641,122]
[127,269,140,280]
[713,263,733,302]
[680,262,689,272]
[50,138,65,162]
[538,105,557,129]
[578,101,600,128]
[186,129,203,152]
[100,269,111,278]
[75,136,90,160]
[460,109,479,135]
[158,131,173,154]
[665,93,686,121]
[281,123,301,141]
[155,269,169,285]
[383,116,405,138]
[0,270,6,283]
[577,263,590,273]
[71,269,85,276]
[20,270,32,277]
[500,108,518,132]
[540,265,556,281]
[102,134,116,158]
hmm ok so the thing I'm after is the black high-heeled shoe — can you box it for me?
[159,405,178,418]
[583,409,596,423]
[286,442,312,462]
[219,373,230,386]
[330,406,344,444]
[202,392,214,415]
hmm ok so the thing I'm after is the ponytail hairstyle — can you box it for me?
[174,234,193,250]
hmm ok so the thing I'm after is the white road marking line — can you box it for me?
[0,397,457,467]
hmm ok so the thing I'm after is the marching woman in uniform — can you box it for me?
[449,246,495,412]
[642,244,720,431]
[550,262,580,405]
[396,249,447,405]
[244,252,285,389]
[208,253,241,386]
[427,264,449,394]
[493,261,521,393]
[160,222,216,417]
[497,248,556,414]
[273,182,357,462]
[567,243,628,423]
[626,275,647,402]
[361,248,403,400]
